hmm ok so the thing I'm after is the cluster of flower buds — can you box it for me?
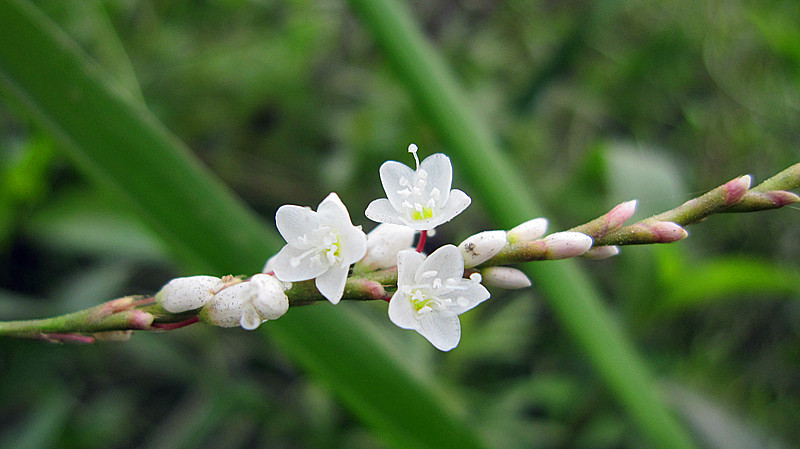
[156,144,604,351]
[156,274,290,330]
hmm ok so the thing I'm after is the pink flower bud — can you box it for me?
[480,267,532,289]
[606,200,637,230]
[724,175,751,204]
[766,190,800,207]
[543,232,593,259]
[650,221,688,242]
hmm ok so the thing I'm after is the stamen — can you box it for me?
[408,143,420,169]
[290,247,319,267]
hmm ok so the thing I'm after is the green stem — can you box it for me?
[0,296,154,338]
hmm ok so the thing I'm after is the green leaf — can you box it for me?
[660,256,800,311]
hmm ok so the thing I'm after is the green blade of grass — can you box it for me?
[0,1,490,448]
[346,1,700,448]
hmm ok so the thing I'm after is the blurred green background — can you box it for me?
[0,0,798,448]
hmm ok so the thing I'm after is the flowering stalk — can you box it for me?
[0,163,797,340]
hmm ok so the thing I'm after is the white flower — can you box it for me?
[358,223,417,270]
[156,275,225,313]
[458,230,508,268]
[388,245,490,351]
[365,144,471,231]
[200,274,289,330]
[271,192,367,304]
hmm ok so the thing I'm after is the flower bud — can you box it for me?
[582,245,620,260]
[458,230,508,268]
[606,200,637,230]
[543,232,593,259]
[358,223,416,270]
[507,218,548,243]
[156,275,225,313]
[200,274,289,330]
[480,267,532,289]
[724,175,751,204]
[650,221,688,243]
[248,274,290,320]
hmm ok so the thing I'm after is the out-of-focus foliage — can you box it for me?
[1,0,798,448]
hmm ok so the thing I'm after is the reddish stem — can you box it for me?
[416,230,427,253]
[151,316,199,330]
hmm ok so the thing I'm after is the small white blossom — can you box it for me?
[480,267,532,289]
[365,145,471,231]
[358,223,417,270]
[200,274,289,330]
[271,192,367,304]
[156,275,225,313]
[388,245,490,351]
[507,218,548,243]
[458,230,507,268]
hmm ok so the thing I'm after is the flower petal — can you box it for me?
[417,311,461,351]
[419,153,453,204]
[437,189,471,225]
[316,192,352,229]
[249,274,289,319]
[396,249,425,288]
[365,198,407,226]
[338,222,368,266]
[416,244,464,285]
[275,205,319,248]
[315,265,349,304]
[387,291,420,330]
[239,304,262,330]
[271,245,328,282]
[442,281,490,315]
[379,160,416,210]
